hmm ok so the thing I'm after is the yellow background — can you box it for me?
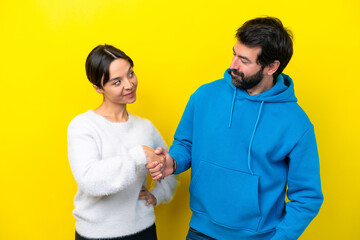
[0,0,359,239]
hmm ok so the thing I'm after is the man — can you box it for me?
[147,17,323,239]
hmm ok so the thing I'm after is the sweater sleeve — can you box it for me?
[151,175,178,205]
[168,94,195,174]
[271,126,323,240]
[148,123,178,205]
[67,118,147,197]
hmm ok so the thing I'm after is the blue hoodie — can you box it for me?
[169,69,323,239]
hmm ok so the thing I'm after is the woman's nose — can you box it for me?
[123,78,133,89]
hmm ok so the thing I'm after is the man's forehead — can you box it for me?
[234,41,261,61]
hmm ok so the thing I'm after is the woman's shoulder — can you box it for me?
[68,110,97,129]
[70,110,94,121]
[129,113,153,126]
[129,113,160,135]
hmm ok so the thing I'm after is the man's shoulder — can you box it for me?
[194,79,226,95]
[283,102,313,127]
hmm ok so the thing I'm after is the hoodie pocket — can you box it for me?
[189,160,261,231]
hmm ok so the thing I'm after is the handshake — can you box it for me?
[142,146,175,181]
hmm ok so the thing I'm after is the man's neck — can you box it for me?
[246,76,274,96]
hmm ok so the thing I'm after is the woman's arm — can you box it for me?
[67,119,147,197]
[147,123,178,204]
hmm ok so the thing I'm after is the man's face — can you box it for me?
[230,40,265,90]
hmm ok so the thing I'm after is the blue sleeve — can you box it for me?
[169,94,195,174]
[272,126,323,240]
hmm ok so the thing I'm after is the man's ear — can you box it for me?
[265,60,280,76]
[93,84,104,94]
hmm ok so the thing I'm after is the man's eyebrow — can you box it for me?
[233,47,251,62]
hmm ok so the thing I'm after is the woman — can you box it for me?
[67,44,177,240]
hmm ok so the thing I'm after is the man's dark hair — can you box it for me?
[236,17,293,81]
[85,44,133,88]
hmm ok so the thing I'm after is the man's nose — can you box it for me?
[230,56,239,69]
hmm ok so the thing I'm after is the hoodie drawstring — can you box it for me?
[228,89,237,128]
[247,101,264,175]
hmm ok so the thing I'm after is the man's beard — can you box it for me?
[231,66,265,90]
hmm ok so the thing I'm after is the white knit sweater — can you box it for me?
[67,110,177,239]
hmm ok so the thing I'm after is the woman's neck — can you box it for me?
[94,102,129,122]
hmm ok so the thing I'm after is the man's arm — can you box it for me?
[272,126,323,240]
[147,94,195,180]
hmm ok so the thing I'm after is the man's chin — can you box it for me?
[231,76,242,83]
[231,78,244,89]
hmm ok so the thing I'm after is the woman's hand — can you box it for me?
[146,147,175,181]
[143,146,165,166]
[138,186,157,206]
[143,145,166,180]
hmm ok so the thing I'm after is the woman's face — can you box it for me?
[98,58,138,105]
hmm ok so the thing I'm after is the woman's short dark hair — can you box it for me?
[85,44,133,88]
[236,17,293,81]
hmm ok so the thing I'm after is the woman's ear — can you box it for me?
[265,60,280,76]
[92,84,104,94]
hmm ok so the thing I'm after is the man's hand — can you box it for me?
[138,186,157,206]
[146,147,175,181]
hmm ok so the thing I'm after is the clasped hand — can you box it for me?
[143,146,174,181]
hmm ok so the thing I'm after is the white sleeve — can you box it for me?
[151,175,178,205]
[148,123,178,205]
[67,119,147,197]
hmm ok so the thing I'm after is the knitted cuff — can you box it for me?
[150,187,163,206]
[128,145,147,167]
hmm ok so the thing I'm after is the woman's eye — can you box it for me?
[113,80,121,85]
[129,71,134,78]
